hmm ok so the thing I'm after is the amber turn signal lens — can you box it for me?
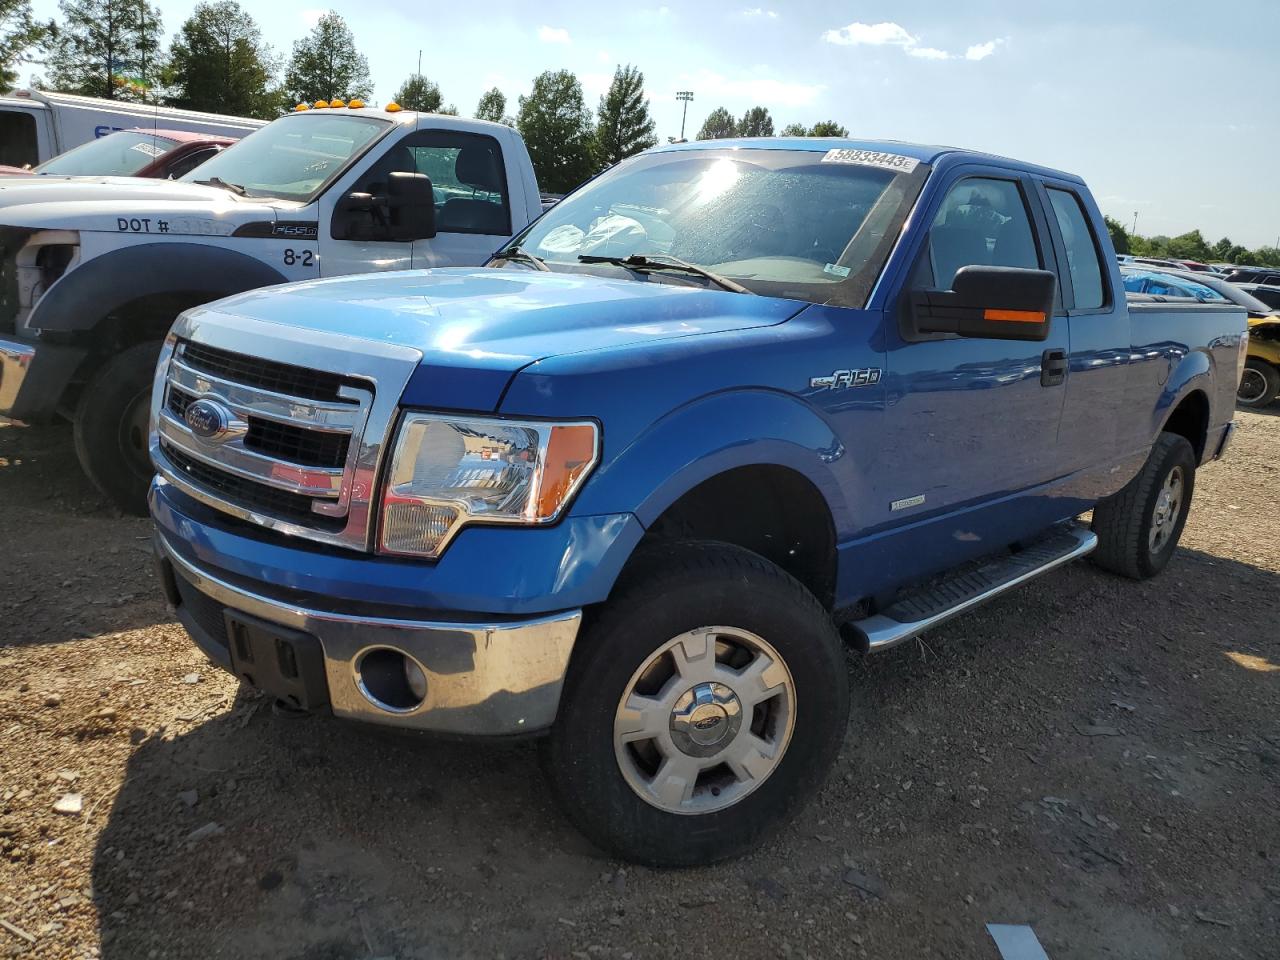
[536,424,598,520]
[983,308,1046,323]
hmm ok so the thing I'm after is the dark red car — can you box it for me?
[0,128,236,179]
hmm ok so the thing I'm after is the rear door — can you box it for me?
[1034,180,1132,469]
[874,165,1070,526]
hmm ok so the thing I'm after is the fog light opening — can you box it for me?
[355,647,428,713]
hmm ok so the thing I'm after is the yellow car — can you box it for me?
[1240,315,1280,408]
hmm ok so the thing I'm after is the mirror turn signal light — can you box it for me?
[983,309,1046,323]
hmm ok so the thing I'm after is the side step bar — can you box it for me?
[845,524,1098,653]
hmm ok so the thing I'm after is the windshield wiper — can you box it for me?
[494,246,550,271]
[577,253,753,294]
[194,176,248,196]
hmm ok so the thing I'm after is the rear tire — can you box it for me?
[1237,359,1279,408]
[1091,432,1196,580]
[73,341,163,516]
[540,541,849,867]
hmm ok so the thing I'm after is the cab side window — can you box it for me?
[0,112,38,168]
[913,177,1040,290]
[1046,188,1107,310]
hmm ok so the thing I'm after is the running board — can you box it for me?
[846,524,1098,653]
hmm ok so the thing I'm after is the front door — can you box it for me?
[872,170,1070,536]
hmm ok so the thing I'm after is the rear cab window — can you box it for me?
[1045,188,1108,311]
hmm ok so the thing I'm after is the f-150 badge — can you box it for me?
[810,368,882,391]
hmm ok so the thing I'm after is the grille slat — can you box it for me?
[167,387,350,469]
[181,342,357,403]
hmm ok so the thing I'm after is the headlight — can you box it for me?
[378,413,599,557]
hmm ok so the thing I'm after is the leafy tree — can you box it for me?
[808,120,849,137]
[1211,237,1233,262]
[284,11,370,104]
[594,64,656,165]
[475,86,510,125]
[1165,229,1211,262]
[517,69,595,193]
[1,0,53,89]
[696,106,737,140]
[779,122,808,137]
[1253,246,1280,267]
[393,73,454,113]
[1103,215,1130,255]
[167,1,280,119]
[47,0,165,100]
[737,105,774,137]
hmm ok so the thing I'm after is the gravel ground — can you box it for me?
[1,413,1277,960]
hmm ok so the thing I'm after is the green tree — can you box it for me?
[47,0,165,100]
[166,1,280,119]
[1103,215,1131,255]
[393,73,454,113]
[1253,246,1280,267]
[696,106,737,140]
[593,64,656,166]
[779,122,808,137]
[517,69,595,193]
[737,105,774,137]
[808,120,848,137]
[475,86,510,125]
[1165,229,1211,262]
[284,11,370,104]
[1,0,53,89]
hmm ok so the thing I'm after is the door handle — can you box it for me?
[1041,349,1068,387]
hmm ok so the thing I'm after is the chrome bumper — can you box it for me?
[0,337,35,416]
[155,532,582,736]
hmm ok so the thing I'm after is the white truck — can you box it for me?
[0,89,265,170]
[0,103,544,512]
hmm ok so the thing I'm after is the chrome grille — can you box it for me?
[149,310,424,553]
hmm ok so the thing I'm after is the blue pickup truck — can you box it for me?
[147,138,1246,866]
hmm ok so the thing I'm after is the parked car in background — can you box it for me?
[0,89,263,170]
[147,137,1245,865]
[0,128,235,180]
[1224,266,1280,286]
[1236,282,1280,311]
[0,103,542,512]
[1122,265,1280,407]
[1120,267,1224,300]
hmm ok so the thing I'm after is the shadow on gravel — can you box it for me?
[89,549,1279,959]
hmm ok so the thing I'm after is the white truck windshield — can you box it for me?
[508,148,928,306]
[181,113,391,202]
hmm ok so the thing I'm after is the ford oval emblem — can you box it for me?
[692,715,722,731]
[184,398,232,441]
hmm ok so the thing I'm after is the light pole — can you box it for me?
[676,91,694,141]
[1132,211,1138,236]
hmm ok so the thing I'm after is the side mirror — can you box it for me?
[338,191,376,214]
[912,265,1056,341]
[385,171,436,241]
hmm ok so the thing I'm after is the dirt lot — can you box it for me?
[0,414,1277,960]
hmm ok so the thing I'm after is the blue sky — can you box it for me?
[27,0,1280,246]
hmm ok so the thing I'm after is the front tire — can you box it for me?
[541,541,849,866]
[73,341,163,516]
[1091,432,1196,580]
[1237,359,1279,408]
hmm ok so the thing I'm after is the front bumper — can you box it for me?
[154,530,583,736]
[0,334,85,421]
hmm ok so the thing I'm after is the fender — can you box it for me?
[571,388,856,538]
[1153,348,1211,441]
[26,242,288,333]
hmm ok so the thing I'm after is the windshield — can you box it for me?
[505,147,929,306]
[181,113,391,202]
[37,132,178,177]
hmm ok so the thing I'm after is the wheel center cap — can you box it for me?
[670,682,742,757]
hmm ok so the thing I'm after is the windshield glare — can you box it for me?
[38,132,178,177]
[181,114,391,202]
[511,148,927,305]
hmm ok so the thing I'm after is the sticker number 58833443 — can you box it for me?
[283,248,314,267]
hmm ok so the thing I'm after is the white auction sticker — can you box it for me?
[821,148,919,174]
[130,142,165,158]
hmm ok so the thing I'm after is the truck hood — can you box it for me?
[202,268,805,409]
[0,177,288,233]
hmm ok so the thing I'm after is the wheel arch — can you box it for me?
[1158,387,1210,463]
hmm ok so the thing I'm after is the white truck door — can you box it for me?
[316,130,416,277]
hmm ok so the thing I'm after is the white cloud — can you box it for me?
[300,8,325,27]
[597,50,612,64]
[823,20,1005,63]
[965,39,1004,61]
[675,68,824,109]
[822,21,916,47]
[742,7,778,18]
[581,71,614,98]
[537,25,571,44]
